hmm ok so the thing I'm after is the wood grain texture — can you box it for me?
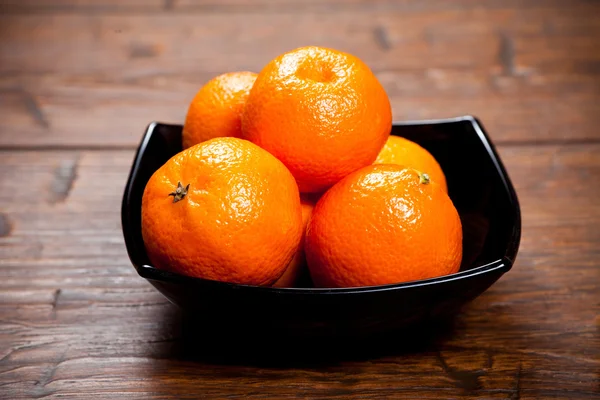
[0,144,598,399]
[1,3,600,147]
[1,0,596,13]
[1,1,599,398]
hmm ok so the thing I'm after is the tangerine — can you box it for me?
[182,71,257,149]
[242,46,391,193]
[375,135,448,192]
[273,195,316,288]
[306,164,462,288]
[141,137,303,286]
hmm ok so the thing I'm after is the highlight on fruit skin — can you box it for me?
[305,164,462,288]
[182,71,257,149]
[141,137,303,286]
[375,135,448,192]
[242,46,392,193]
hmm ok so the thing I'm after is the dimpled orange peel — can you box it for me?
[141,137,303,286]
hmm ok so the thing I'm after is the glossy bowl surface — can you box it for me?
[121,116,521,337]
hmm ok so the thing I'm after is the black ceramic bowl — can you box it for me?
[122,116,520,338]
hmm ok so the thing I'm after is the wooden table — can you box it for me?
[1,1,599,398]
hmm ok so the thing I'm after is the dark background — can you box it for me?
[0,1,599,398]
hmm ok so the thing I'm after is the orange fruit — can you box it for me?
[306,164,462,288]
[375,136,448,192]
[242,46,391,193]
[182,71,257,149]
[273,195,316,288]
[141,137,303,286]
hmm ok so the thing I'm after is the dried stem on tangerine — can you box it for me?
[168,182,190,203]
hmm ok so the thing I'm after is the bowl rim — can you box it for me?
[121,115,521,294]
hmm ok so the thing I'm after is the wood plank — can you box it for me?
[2,71,598,148]
[0,144,598,398]
[2,8,598,75]
[0,144,598,275]
[498,144,600,228]
[0,144,598,283]
[1,6,600,146]
[0,0,594,14]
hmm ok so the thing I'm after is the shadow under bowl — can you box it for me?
[121,116,521,338]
